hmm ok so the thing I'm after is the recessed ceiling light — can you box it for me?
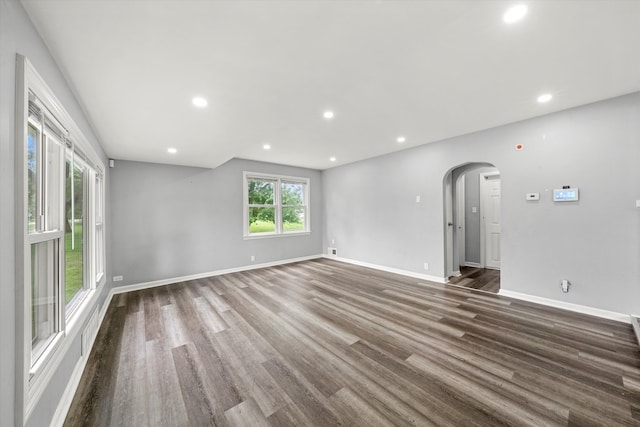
[397,136,406,143]
[537,93,553,103]
[192,97,208,108]
[329,157,336,162]
[167,148,177,154]
[503,4,528,23]
[323,111,334,119]
[263,144,271,150]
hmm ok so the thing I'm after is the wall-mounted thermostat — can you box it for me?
[553,188,579,202]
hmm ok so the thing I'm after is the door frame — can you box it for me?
[456,174,466,268]
[444,173,455,278]
[480,171,501,269]
[443,162,497,281]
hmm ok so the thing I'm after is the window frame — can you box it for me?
[243,171,310,238]
[94,174,105,284]
[15,55,107,424]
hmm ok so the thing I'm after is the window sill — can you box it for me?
[243,231,311,240]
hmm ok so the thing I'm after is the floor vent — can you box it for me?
[631,316,640,349]
[82,308,100,357]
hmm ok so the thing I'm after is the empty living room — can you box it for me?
[2,1,640,426]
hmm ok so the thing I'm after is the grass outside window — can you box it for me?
[249,220,305,233]
[65,222,83,304]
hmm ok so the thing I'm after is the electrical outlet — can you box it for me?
[250,255,255,262]
[113,275,123,282]
[560,279,570,293]
[328,247,337,257]
[423,262,429,271]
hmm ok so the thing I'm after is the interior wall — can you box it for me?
[323,92,640,314]
[110,158,323,287]
[0,1,111,426]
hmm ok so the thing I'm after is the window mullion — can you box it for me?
[275,179,282,234]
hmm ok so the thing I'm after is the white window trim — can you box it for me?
[15,54,107,425]
[243,171,311,239]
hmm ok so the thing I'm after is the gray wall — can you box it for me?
[323,92,640,314]
[110,158,323,287]
[0,1,111,425]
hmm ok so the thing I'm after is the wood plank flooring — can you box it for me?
[449,266,500,293]
[64,258,640,426]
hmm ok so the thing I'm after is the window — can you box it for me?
[17,55,106,422]
[26,95,104,356]
[243,172,310,237]
[27,104,65,366]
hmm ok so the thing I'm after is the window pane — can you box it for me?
[248,179,274,205]
[248,207,275,233]
[27,125,38,232]
[281,182,305,206]
[96,225,104,282]
[31,240,59,364]
[282,207,305,232]
[65,158,85,305]
[45,135,62,231]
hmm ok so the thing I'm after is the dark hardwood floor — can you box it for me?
[449,266,500,293]
[65,258,640,426]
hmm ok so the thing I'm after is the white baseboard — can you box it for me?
[464,262,482,268]
[498,289,631,324]
[325,255,447,284]
[111,254,325,295]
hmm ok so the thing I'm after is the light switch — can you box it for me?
[472,207,477,213]
[415,195,421,203]
[636,200,640,208]
[526,193,540,201]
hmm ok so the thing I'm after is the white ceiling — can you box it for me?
[21,0,640,170]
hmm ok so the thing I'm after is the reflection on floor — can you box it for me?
[448,266,500,293]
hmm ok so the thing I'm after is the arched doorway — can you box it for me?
[443,162,501,292]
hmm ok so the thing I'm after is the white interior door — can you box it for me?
[482,174,501,269]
